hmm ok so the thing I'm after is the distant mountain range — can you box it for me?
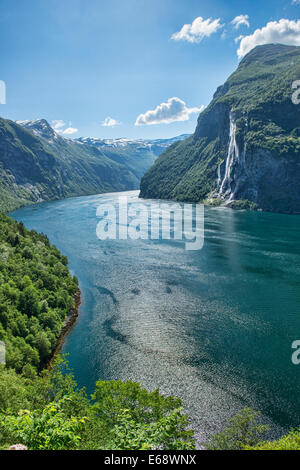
[140,44,300,214]
[76,134,190,180]
[0,117,189,212]
[77,134,190,152]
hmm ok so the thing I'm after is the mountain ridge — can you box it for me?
[0,117,137,212]
[75,133,190,180]
[140,44,300,214]
[0,117,189,213]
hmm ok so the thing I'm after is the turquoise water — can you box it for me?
[11,191,300,442]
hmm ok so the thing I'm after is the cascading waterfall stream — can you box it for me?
[218,111,239,200]
[217,111,248,203]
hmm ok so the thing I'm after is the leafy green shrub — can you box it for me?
[245,429,300,450]
[0,397,86,450]
[204,408,269,450]
[92,380,182,425]
[0,357,195,451]
[108,409,194,450]
[89,380,195,450]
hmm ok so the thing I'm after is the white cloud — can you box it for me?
[135,97,205,126]
[221,30,227,40]
[101,117,122,127]
[171,16,223,43]
[235,34,244,44]
[231,15,250,30]
[237,19,300,58]
[52,120,78,135]
[292,1,300,4]
[62,126,78,135]
[52,120,65,130]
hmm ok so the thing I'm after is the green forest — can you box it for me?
[0,213,79,373]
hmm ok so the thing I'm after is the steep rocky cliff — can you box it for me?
[140,44,300,213]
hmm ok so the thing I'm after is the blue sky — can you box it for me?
[0,0,299,139]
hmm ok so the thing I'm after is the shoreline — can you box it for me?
[47,288,81,370]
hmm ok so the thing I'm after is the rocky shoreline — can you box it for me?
[47,288,81,370]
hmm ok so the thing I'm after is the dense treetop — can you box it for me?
[0,213,78,373]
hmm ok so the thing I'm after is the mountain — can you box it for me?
[76,134,190,180]
[0,116,189,213]
[0,118,137,212]
[140,44,300,214]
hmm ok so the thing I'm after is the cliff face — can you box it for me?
[140,44,300,213]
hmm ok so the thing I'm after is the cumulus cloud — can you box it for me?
[171,16,223,43]
[101,117,122,127]
[231,14,250,29]
[52,120,65,130]
[292,0,300,4]
[135,97,204,126]
[62,126,78,135]
[237,19,300,58]
[52,120,78,135]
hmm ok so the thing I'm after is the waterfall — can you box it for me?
[218,111,240,200]
[217,162,222,187]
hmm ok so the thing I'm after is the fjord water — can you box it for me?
[12,191,300,441]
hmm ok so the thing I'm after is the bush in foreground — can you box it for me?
[245,429,300,450]
[204,408,269,450]
[0,357,195,450]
